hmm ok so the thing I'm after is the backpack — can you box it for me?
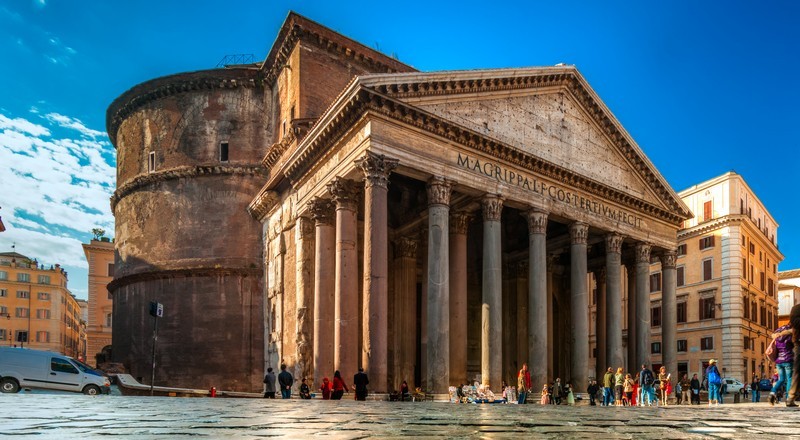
[643,370,654,386]
[708,368,721,385]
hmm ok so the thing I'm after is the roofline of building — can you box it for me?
[677,171,779,228]
[779,268,800,279]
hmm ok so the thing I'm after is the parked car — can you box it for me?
[759,378,773,391]
[722,378,744,394]
[0,347,110,395]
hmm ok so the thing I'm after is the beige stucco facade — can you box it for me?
[0,252,82,357]
[82,238,114,366]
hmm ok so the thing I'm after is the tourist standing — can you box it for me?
[332,370,349,400]
[554,378,564,405]
[706,359,722,405]
[680,374,691,405]
[602,367,614,406]
[320,377,333,400]
[638,364,654,406]
[263,367,276,399]
[785,303,800,407]
[299,378,311,399]
[278,364,293,399]
[751,376,761,403]
[614,368,624,406]
[623,374,634,406]
[587,380,598,406]
[768,322,795,406]
[690,373,701,404]
[566,382,575,405]
[658,366,670,406]
[517,363,531,404]
[540,384,550,404]
[353,368,369,401]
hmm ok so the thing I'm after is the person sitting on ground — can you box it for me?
[401,380,410,401]
[299,377,311,399]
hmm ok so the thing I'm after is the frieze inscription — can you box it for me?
[456,153,643,228]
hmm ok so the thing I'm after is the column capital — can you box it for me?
[450,211,472,235]
[524,209,548,235]
[327,178,360,211]
[635,243,652,264]
[426,177,452,206]
[569,222,589,245]
[356,152,398,189]
[660,250,678,269]
[394,237,418,259]
[481,195,504,221]
[308,198,335,225]
[605,233,624,254]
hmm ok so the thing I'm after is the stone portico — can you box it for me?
[250,68,692,396]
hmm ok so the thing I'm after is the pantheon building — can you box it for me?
[107,13,692,394]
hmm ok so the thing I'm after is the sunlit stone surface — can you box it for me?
[4,395,800,439]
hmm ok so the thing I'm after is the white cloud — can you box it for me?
[45,112,104,138]
[0,110,115,282]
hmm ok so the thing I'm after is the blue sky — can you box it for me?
[1,0,798,299]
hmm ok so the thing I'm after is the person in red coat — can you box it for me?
[332,370,349,400]
[320,377,332,400]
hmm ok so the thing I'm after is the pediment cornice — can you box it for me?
[280,69,692,225]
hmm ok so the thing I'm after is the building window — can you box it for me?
[37,275,50,284]
[743,296,750,320]
[0,271,6,280]
[0,306,6,315]
[0,289,6,297]
[15,307,29,318]
[36,331,50,343]
[650,273,662,292]
[17,273,30,282]
[148,151,155,173]
[760,304,766,326]
[219,142,229,162]
[741,235,746,247]
[677,266,685,287]
[751,301,758,323]
[677,301,687,323]
[740,199,745,214]
[651,342,662,354]
[37,292,50,300]
[768,310,773,329]
[742,258,747,279]
[17,290,29,299]
[106,313,112,328]
[677,244,687,256]
[677,339,687,352]
[651,305,662,327]
[699,236,715,250]
[759,272,765,291]
[743,336,750,350]
[15,330,28,343]
[750,243,755,254]
[699,297,716,320]
[701,336,714,350]
[703,201,712,221]
[0,329,5,341]
[36,309,51,319]
[703,259,713,281]
[107,263,115,277]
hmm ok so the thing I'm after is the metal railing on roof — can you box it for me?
[216,54,256,68]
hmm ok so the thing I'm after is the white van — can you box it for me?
[0,347,110,395]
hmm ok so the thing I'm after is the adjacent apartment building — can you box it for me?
[778,269,800,327]
[649,172,782,382]
[0,251,83,358]
[82,238,114,366]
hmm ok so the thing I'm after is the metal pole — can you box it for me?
[150,311,158,396]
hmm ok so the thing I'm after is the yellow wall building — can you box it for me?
[82,238,114,366]
[0,252,82,358]
[649,172,782,382]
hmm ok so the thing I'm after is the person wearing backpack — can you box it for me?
[768,323,794,406]
[638,364,654,406]
[706,359,722,405]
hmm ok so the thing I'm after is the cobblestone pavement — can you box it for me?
[3,395,800,439]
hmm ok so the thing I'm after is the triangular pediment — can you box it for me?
[412,91,662,207]
[358,68,692,220]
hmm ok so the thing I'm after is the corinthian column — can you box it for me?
[356,152,398,394]
[635,243,652,369]
[309,198,335,388]
[569,222,589,385]
[481,195,503,390]
[395,238,418,390]
[595,268,606,381]
[625,260,637,375]
[426,177,451,394]
[605,234,624,371]
[524,209,548,389]
[327,178,359,384]
[449,211,471,386]
[660,250,678,384]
